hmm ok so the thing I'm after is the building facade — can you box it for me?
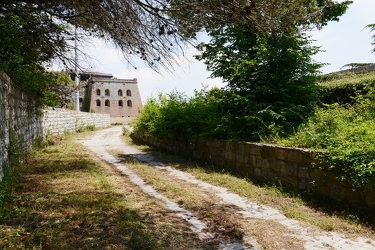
[84,73,142,117]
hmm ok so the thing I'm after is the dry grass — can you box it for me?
[129,145,375,240]
[2,128,375,249]
[116,154,273,248]
[110,117,135,126]
[0,134,202,250]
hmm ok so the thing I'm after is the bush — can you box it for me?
[280,86,375,189]
[134,89,222,138]
[318,71,375,105]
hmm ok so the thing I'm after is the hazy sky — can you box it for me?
[75,0,375,101]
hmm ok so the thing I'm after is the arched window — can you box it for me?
[105,89,110,96]
[118,100,123,107]
[105,100,110,107]
[118,89,123,96]
[96,100,101,106]
[127,100,132,107]
[126,90,132,96]
[96,89,101,96]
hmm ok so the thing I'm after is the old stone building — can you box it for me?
[83,72,142,117]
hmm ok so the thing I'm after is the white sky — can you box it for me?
[72,0,375,102]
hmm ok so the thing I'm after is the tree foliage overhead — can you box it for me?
[0,0,352,106]
[0,13,71,105]
[1,0,353,70]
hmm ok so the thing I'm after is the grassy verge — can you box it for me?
[318,70,375,87]
[0,133,199,249]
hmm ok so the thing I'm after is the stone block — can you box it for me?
[286,162,298,175]
[257,158,270,169]
[254,167,261,177]
[261,144,277,159]
[277,148,288,160]
[298,178,307,189]
[298,166,310,179]
[249,155,257,166]
[250,144,261,156]
[277,160,287,173]
[288,150,304,163]
[268,158,276,170]
[329,185,338,199]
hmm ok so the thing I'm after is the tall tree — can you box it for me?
[196,28,322,139]
[194,0,352,140]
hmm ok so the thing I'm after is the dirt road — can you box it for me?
[80,126,375,250]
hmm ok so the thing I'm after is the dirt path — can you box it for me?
[80,126,375,250]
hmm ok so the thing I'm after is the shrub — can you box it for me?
[280,86,375,189]
[318,70,375,105]
[133,89,222,138]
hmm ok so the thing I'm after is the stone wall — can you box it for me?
[0,71,42,178]
[132,132,375,212]
[41,108,110,136]
[0,71,111,180]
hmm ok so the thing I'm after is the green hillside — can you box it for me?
[317,65,375,104]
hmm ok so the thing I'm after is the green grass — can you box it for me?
[318,70,375,87]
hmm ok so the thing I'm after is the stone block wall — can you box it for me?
[0,72,7,175]
[132,132,375,211]
[0,71,111,181]
[41,108,110,136]
[0,71,42,178]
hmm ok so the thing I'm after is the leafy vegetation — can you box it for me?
[0,14,74,107]
[196,28,322,140]
[134,67,375,189]
[1,1,352,70]
[135,33,322,140]
[279,83,375,189]
[135,0,351,140]
[366,23,375,53]
[0,131,22,216]
[318,70,375,104]
[0,0,350,107]
[134,89,221,138]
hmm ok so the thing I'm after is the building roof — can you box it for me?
[80,71,113,79]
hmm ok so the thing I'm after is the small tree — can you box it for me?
[196,27,322,140]
[193,0,352,141]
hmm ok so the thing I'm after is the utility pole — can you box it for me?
[74,25,80,112]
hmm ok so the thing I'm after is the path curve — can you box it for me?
[80,126,375,250]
